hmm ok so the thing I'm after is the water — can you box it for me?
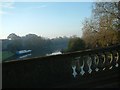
[5,51,62,61]
[18,54,32,59]
[46,51,62,56]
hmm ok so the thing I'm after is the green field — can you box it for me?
[0,51,14,62]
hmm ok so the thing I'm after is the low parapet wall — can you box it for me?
[2,44,120,88]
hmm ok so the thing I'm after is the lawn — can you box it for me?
[0,51,15,62]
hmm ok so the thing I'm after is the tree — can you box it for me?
[67,37,85,52]
[23,34,44,50]
[93,2,120,31]
[93,2,119,20]
[7,33,21,40]
[82,2,120,49]
[82,18,98,48]
[92,2,120,44]
[7,33,22,52]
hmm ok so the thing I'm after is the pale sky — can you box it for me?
[0,2,92,39]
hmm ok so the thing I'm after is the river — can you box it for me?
[46,51,62,56]
[5,51,62,61]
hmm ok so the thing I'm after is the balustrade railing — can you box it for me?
[2,44,120,88]
[71,49,120,77]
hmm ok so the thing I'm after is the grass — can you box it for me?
[0,51,14,62]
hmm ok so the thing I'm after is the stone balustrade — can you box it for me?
[2,44,120,88]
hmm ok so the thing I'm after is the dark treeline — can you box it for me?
[3,33,86,58]
[3,33,69,55]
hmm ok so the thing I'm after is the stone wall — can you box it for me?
[2,44,120,88]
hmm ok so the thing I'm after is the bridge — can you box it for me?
[2,44,120,88]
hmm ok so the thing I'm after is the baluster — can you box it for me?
[115,51,119,67]
[104,52,109,70]
[71,59,77,78]
[97,53,105,71]
[102,53,106,70]
[94,54,99,72]
[111,51,119,68]
[118,50,120,66]
[75,57,81,75]
[115,52,119,67]
[71,57,81,78]
[111,51,116,68]
[107,52,113,69]
[83,56,89,75]
[72,65,77,78]
[108,52,113,69]
[79,56,85,76]
[87,55,92,74]
[71,61,77,78]
[90,54,97,72]
[97,54,101,71]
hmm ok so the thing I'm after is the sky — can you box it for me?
[0,2,92,39]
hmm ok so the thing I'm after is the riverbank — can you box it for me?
[1,51,15,61]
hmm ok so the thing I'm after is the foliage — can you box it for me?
[7,33,21,40]
[82,2,120,48]
[66,36,85,52]
[4,34,69,55]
